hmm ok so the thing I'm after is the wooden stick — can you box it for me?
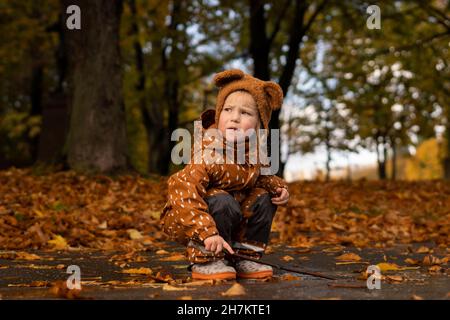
[229,252,337,281]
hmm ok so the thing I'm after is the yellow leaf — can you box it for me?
[162,284,192,291]
[127,229,143,240]
[335,253,362,262]
[376,262,419,272]
[221,283,246,296]
[47,235,68,250]
[184,280,215,286]
[33,209,44,217]
[282,255,294,262]
[121,267,152,275]
[144,209,161,220]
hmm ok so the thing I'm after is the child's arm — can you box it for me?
[166,163,219,243]
[254,174,289,196]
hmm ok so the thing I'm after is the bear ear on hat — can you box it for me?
[264,81,283,110]
[213,69,244,88]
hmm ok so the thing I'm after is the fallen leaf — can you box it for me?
[335,253,362,262]
[8,281,51,287]
[178,296,193,300]
[184,280,215,286]
[411,294,423,300]
[121,267,152,275]
[149,272,174,283]
[385,275,403,282]
[416,246,431,254]
[32,209,44,218]
[97,221,107,230]
[30,281,51,287]
[127,229,143,240]
[162,284,192,291]
[47,235,68,250]
[428,265,442,273]
[280,274,301,281]
[143,209,162,220]
[376,262,419,272]
[49,281,82,299]
[422,255,442,266]
[156,249,169,255]
[404,258,420,265]
[221,283,246,296]
[323,246,344,253]
[159,254,185,261]
[282,255,294,262]
[15,252,42,261]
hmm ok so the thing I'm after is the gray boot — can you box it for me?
[191,260,236,280]
[235,260,273,279]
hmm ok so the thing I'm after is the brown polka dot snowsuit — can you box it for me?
[161,112,288,263]
[161,69,287,264]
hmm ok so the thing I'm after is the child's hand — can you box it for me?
[271,187,289,206]
[204,235,234,255]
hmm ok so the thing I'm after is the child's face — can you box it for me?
[218,91,260,143]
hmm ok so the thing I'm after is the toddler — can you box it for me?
[161,69,289,280]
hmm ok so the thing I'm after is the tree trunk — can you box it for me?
[29,62,44,163]
[325,142,331,181]
[249,0,324,178]
[37,12,69,165]
[346,153,352,181]
[249,0,270,81]
[391,137,397,180]
[376,137,387,180]
[64,0,128,173]
[145,0,184,176]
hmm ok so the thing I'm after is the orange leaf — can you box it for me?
[121,267,152,275]
[221,283,246,296]
[282,255,294,262]
[335,253,362,262]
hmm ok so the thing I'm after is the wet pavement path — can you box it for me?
[0,242,448,300]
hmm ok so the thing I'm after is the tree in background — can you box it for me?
[64,0,128,173]
[121,0,241,175]
[0,1,60,168]
[294,0,448,180]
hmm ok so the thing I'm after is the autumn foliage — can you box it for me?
[0,168,449,252]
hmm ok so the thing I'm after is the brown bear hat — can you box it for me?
[213,69,284,130]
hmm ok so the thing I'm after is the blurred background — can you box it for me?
[1,0,449,181]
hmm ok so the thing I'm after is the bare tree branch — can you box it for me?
[267,0,292,47]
